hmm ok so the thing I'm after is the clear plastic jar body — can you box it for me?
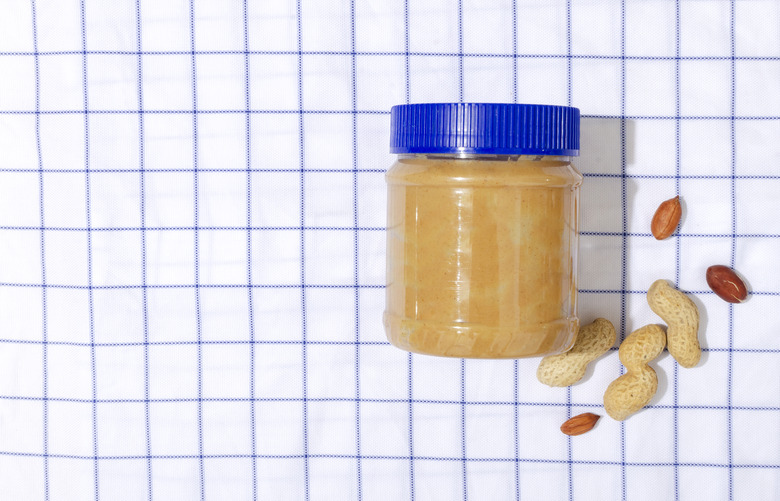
[384,153,582,358]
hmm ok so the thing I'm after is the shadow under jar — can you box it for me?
[384,103,582,358]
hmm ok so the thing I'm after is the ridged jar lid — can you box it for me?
[390,103,580,156]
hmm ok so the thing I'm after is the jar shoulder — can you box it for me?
[386,156,582,187]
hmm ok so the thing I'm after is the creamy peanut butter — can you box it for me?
[384,154,582,358]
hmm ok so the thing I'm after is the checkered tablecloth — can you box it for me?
[1,0,779,499]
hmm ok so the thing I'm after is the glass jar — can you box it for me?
[384,103,582,358]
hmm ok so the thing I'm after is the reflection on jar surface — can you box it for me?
[384,154,582,358]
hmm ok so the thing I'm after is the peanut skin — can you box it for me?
[537,318,616,387]
[651,195,682,240]
[647,279,701,368]
[603,324,666,421]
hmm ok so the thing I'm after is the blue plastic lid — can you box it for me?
[390,103,580,156]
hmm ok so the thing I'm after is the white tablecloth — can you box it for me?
[1,0,779,499]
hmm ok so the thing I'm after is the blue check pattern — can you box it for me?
[0,1,778,500]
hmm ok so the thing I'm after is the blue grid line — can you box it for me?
[619,0,628,497]
[402,2,415,498]
[0,226,387,232]
[2,394,779,412]
[296,0,310,497]
[1,446,779,474]
[6,169,780,180]
[584,173,780,179]
[7,166,780,180]
[457,5,468,499]
[0,283,388,289]
[513,361,519,501]
[6,283,780,298]
[672,1,683,498]
[186,1,206,498]
[460,359,467,500]
[511,2,520,498]
[30,1,49,499]
[4,109,780,121]
[0,109,393,115]
[242,0,258,498]
[407,347,415,501]
[78,0,100,496]
[673,0,682,496]
[566,0,573,107]
[404,0,410,105]
[728,1,738,496]
[134,0,153,498]
[457,0,463,104]
[3,48,780,61]
[6,226,780,236]
[583,231,780,238]
[578,288,769,296]
[350,1,363,497]
[0,450,775,468]
[8,283,780,299]
[0,339,395,347]
[2,338,777,354]
[585,114,780,120]
[0,168,390,174]
[565,2,574,498]
[511,0,517,105]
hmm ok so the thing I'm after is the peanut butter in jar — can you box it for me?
[384,103,582,358]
